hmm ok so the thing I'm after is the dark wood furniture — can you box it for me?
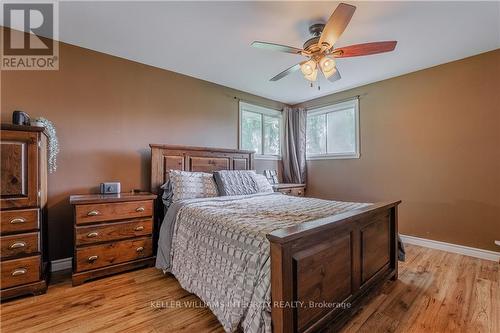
[150,144,400,333]
[273,183,306,197]
[70,192,156,286]
[0,124,49,300]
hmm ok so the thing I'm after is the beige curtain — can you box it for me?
[282,106,307,183]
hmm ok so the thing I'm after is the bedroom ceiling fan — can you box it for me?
[251,3,397,86]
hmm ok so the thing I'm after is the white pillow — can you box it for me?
[169,170,218,201]
[253,174,274,193]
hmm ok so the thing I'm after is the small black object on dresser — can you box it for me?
[12,111,31,126]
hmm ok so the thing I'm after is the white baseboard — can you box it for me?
[51,257,72,272]
[400,234,500,262]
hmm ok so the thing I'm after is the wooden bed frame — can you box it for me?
[150,144,401,333]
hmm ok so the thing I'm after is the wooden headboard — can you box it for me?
[149,144,255,194]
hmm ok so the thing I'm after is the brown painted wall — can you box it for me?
[1,39,283,260]
[294,50,500,252]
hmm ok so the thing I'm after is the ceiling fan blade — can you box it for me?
[251,41,303,54]
[270,63,301,81]
[333,41,397,58]
[327,68,341,82]
[318,3,356,49]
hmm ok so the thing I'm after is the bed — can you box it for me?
[150,144,401,333]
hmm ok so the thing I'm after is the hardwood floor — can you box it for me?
[0,245,498,332]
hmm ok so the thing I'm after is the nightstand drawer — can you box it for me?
[0,232,39,259]
[0,209,39,235]
[75,218,153,245]
[0,255,40,289]
[75,237,152,272]
[274,184,306,197]
[75,200,153,225]
[290,188,305,197]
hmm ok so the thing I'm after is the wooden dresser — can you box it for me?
[0,124,49,300]
[70,192,156,286]
[272,183,306,197]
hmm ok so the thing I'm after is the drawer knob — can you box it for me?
[136,247,144,252]
[10,217,26,224]
[9,242,26,249]
[12,268,27,276]
[88,255,98,262]
[135,207,145,212]
[134,226,144,231]
[87,232,99,238]
[87,210,100,216]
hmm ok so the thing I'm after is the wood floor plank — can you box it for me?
[0,245,498,333]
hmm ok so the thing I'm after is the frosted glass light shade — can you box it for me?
[320,57,337,78]
[304,68,318,81]
[300,60,317,76]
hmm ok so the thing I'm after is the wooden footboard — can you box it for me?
[267,201,400,333]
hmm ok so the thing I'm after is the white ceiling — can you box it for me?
[3,1,500,104]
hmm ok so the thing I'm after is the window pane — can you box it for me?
[306,114,326,154]
[263,115,280,155]
[327,108,356,154]
[241,111,262,154]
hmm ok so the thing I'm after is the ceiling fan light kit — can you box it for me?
[251,2,397,87]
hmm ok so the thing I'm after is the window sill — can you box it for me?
[254,155,282,161]
[306,153,360,160]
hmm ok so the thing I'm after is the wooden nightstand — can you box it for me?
[272,183,306,197]
[70,192,156,286]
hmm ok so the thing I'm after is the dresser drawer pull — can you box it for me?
[9,242,26,249]
[88,255,99,262]
[11,268,27,276]
[10,217,26,224]
[136,247,144,252]
[87,210,100,216]
[135,207,145,212]
[134,226,144,231]
[87,232,99,238]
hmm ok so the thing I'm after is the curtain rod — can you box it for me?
[233,97,283,112]
[304,95,361,111]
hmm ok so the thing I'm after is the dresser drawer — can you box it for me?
[0,255,40,289]
[0,209,39,235]
[75,218,153,245]
[75,200,153,225]
[75,237,152,272]
[0,232,39,259]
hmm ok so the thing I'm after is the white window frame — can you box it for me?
[239,101,283,160]
[306,98,360,160]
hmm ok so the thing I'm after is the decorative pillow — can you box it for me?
[253,174,274,193]
[169,170,218,201]
[213,170,258,196]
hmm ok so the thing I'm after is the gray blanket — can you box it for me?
[156,193,371,332]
